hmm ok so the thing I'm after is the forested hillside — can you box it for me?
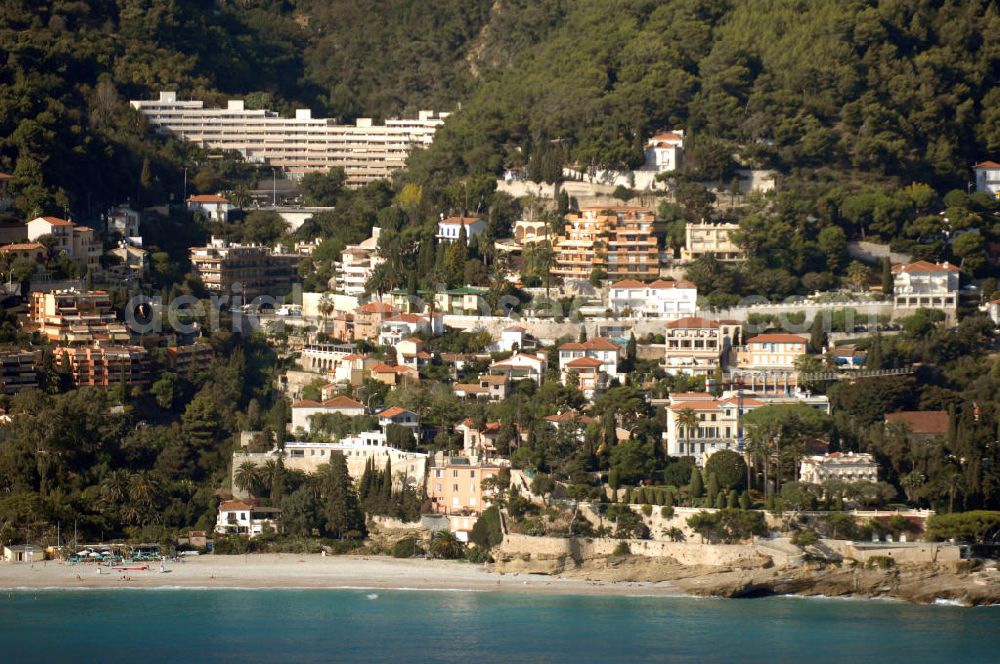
[0,1,997,219]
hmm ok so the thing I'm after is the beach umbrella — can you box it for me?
[89,552,101,557]
[76,550,89,556]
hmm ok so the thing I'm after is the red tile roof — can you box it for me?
[649,279,695,289]
[357,302,397,314]
[668,401,720,411]
[0,172,12,181]
[892,260,959,274]
[747,333,807,344]
[0,242,45,252]
[670,392,714,399]
[566,356,604,368]
[320,396,364,409]
[219,500,252,511]
[609,279,647,289]
[544,411,597,425]
[885,410,949,435]
[371,363,414,374]
[559,337,619,351]
[188,194,229,204]
[440,216,483,226]
[973,161,1000,168]
[666,316,719,329]
[34,216,73,227]
[378,406,413,419]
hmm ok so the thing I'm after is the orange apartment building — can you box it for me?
[164,343,215,375]
[331,302,398,342]
[553,207,659,281]
[29,290,130,345]
[55,345,151,387]
[427,452,505,518]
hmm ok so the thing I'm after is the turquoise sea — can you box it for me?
[2,589,998,662]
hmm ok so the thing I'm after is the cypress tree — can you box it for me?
[715,491,726,509]
[881,256,893,295]
[739,490,750,510]
[688,467,704,501]
[705,472,720,502]
[727,490,738,509]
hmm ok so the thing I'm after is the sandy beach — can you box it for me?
[0,554,683,596]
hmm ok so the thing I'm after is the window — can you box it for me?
[452,484,459,492]
[435,483,442,492]
[434,469,442,478]
[452,470,459,478]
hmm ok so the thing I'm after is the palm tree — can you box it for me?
[124,471,162,527]
[676,408,700,457]
[318,293,335,334]
[234,460,264,497]
[429,531,463,559]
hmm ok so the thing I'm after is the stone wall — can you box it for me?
[498,532,764,567]
[841,542,961,564]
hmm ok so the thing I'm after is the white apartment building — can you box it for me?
[557,338,621,380]
[235,432,427,490]
[799,452,878,485]
[290,395,366,434]
[682,221,743,262]
[607,278,697,318]
[973,160,1000,198]
[892,260,960,318]
[490,352,547,386]
[664,392,765,464]
[131,92,447,188]
[335,227,383,295]
[663,316,739,376]
[436,216,486,243]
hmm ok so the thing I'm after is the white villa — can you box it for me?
[892,260,960,319]
[607,279,697,319]
[799,452,878,485]
[436,216,486,244]
[215,500,282,538]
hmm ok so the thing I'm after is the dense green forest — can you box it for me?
[1,0,998,221]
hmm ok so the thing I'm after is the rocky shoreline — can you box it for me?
[494,553,1000,607]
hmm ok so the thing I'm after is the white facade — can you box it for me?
[557,338,620,380]
[490,352,547,386]
[607,279,697,318]
[892,261,960,318]
[215,501,281,538]
[800,452,878,485]
[106,206,140,237]
[973,161,1000,198]
[187,195,235,222]
[283,434,427,488]
[642,131,684,172]
[498,326,535,352]
[436,217,486,243]
[290,396,366,434]
[335,227,383,295]
[131,92,447,188]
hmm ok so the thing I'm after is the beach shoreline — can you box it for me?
[0,554,683,597]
